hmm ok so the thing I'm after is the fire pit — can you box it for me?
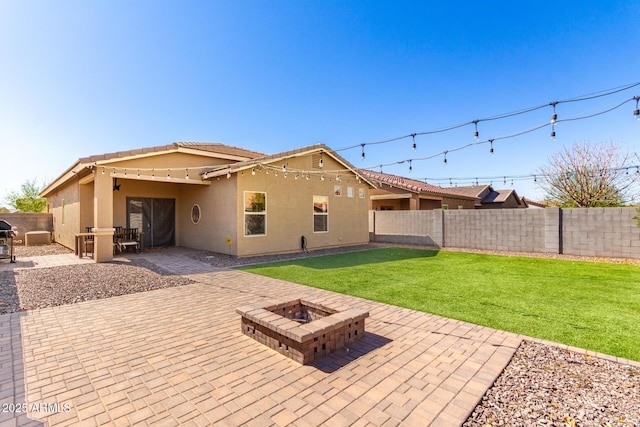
[236,298,369,364]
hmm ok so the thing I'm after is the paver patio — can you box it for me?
[1,251,523,426]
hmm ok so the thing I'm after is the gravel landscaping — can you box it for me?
[1,243,638,425]
[464,341,640,427]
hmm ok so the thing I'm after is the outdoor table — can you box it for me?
[74,232,95,259]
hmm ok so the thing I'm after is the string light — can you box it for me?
[473,120,479,140]
[152,169,155,179]
[409,160,412,173]
[319,151,324,168]
[226,169,231,179]
[185,169,189,180]
[443,151,448,165]
[101,168,105,175]
[550,102,558,140]
[251,168,256,176]
[123,169,127,178]
[634,96,640,120]
[411,133,417,151]
[361,144,366,160]
[489,139,494,156]
[137,169,140,179]
[167,169,171,180]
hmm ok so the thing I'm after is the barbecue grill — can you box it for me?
[0,220,16,263]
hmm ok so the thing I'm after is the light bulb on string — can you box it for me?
[185,169,189,180]
[167,169,171,180]
[634,96,640,120]
[137,170,140,179]
[361,144,365,160]
[152,169,155,179]
[226,169,231,179]
[550,102,558,124]
[124,169,127,178]
[251,168,255,176]
[473,120,479,140]
[101,168,105,175]
[408,160,412,173]
[319,151,324,168]
[411,133,417,151]
[443,151,448,166]
[489,139,494,156]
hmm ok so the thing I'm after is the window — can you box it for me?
[191,204,201,224]
[313,195,328,233]
[442,204,449,210]
[347,187,354,198]
[359,188,366,198]
[244,192,266,236]
[333,185,342,196]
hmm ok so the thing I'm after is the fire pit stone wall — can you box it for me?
[236,298,369,364]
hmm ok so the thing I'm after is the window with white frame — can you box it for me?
[244,191,266,236]
[313,195,328,233]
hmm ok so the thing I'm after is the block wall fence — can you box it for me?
[369,207,640,259]
[0,213,53,245]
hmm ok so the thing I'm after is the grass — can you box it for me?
[239,248,640,361]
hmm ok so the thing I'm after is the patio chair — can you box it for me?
[116,228,141,253]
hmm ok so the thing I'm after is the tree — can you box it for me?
[536,142,640,208]
[5,179,47,212]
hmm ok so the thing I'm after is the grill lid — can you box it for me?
[0,220,17,236]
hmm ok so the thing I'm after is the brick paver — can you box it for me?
[0,249,571,426]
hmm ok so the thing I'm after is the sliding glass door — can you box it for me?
[127,197,175,248]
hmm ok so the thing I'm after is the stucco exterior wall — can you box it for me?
[178,177,238,254]
[234,155,370,257]
[46,180,81,249]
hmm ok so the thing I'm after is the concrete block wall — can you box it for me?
[562,207,640,258]
[369,210,440,246]
[370,207,640,259]
[0,213,53,244]
[444,209,546,252]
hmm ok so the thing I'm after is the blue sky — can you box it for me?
[1,0,639,205]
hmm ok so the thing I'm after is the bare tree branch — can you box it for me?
[536,141,640,207]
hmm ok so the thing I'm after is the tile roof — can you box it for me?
[78,142,264,163]
[358,170,478,200]
[450,185,491,199]
[201,144,378,188]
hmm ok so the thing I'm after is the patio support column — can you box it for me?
[92,170,115,262]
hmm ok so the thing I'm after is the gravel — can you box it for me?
[464,340,640,426]
[13,243,73,257]
[2,243,638,425]
[6,259,193,311]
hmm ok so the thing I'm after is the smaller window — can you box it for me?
[191,204,201,224]
[442,204,449,210]
[359,188,366,198]
[333,185,342,196]
[347,187,354,198]
[313,195,328,233]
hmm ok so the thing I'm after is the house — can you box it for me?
[40,142,375,262]
[450,184,527,209]
[522,197,546,208]
[358,169,478,210]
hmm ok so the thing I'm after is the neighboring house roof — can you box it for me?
[449,185,491,199]
[201,144,377,188]
[41,142,265,197]
[453,184,526,208]
[522,197,545,208]
[358,170,478,200]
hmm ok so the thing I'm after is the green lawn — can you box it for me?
[239,248,640,361]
